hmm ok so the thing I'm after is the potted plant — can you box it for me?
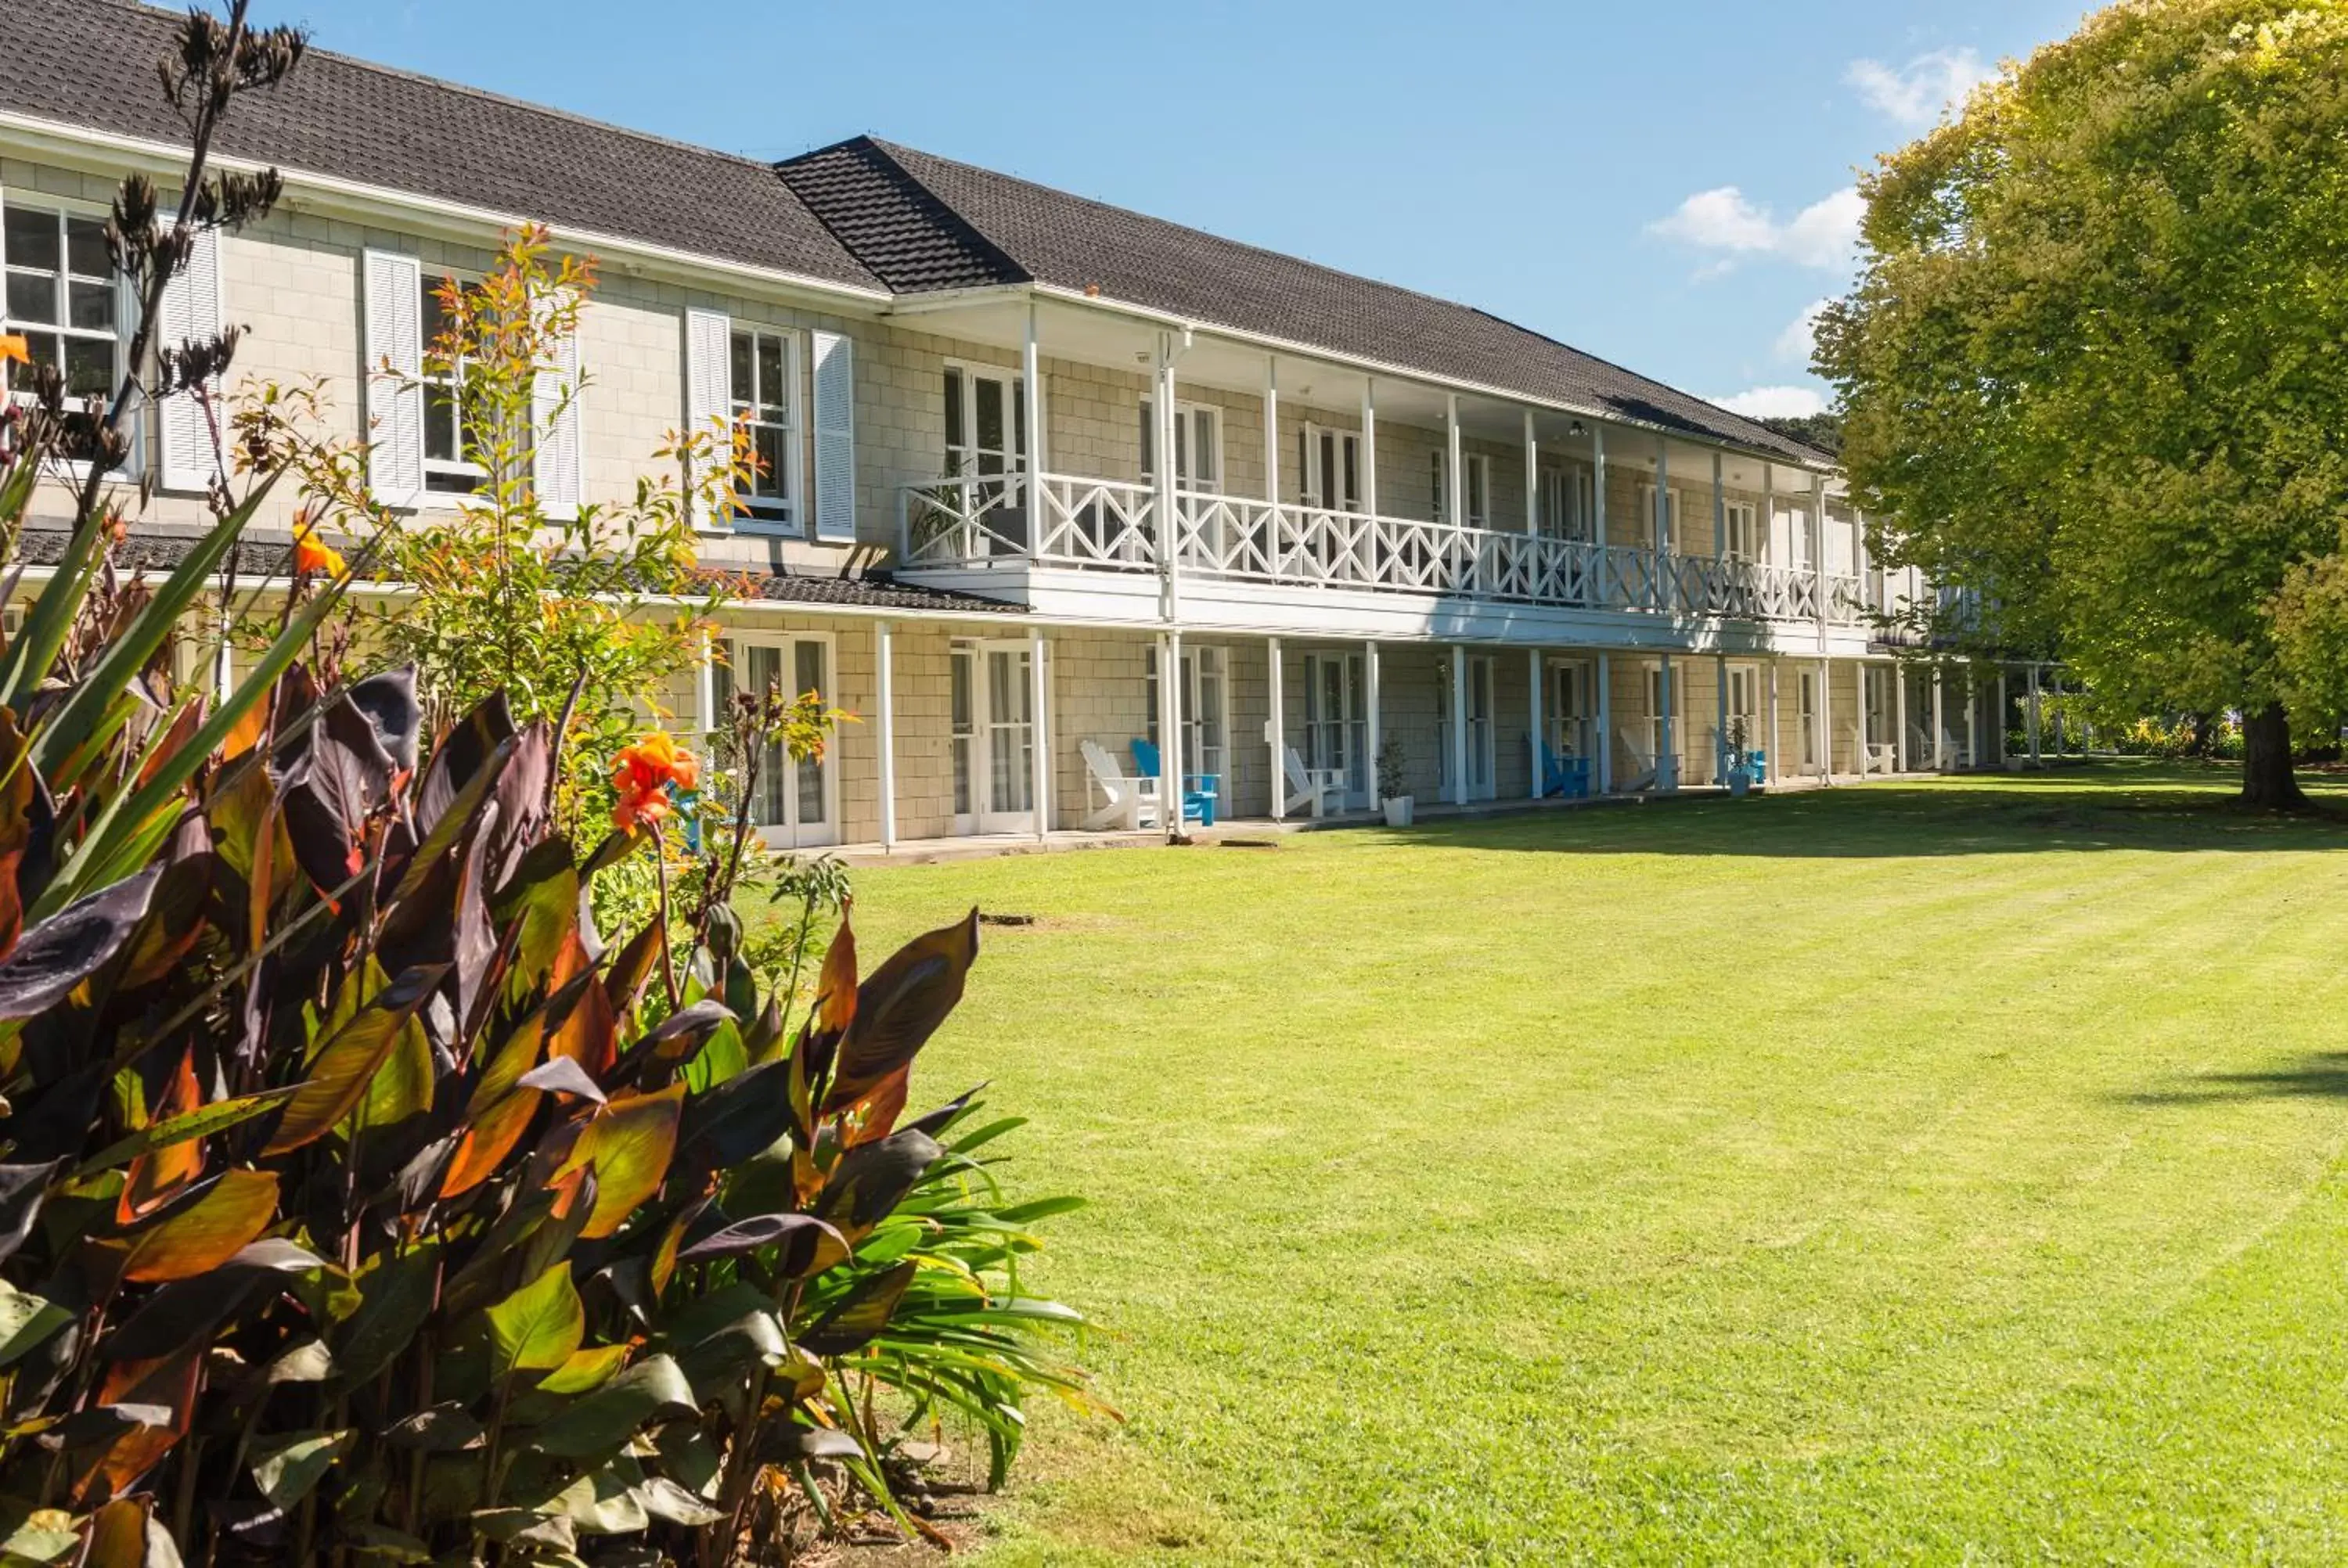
[1377,737,1413,826]
[1724,715,1753,797]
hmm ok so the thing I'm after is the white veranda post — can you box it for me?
[1596,652,1612,793]
[1523,408,1539,534]
[1658,652,1676,790]
[1450,644,1469,805]
[1528,649,1543,801]
[1022,303,1043,558]
[874,621,897,851]
[1364,640,1382,805]
[1267,635,1286,822]
[1028,627,1050,842]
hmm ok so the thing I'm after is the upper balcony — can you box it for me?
[897,472,1886,649]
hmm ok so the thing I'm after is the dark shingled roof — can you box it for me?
[17,523,1021,615]
[0,0,884,293]
[779,137,1832,468]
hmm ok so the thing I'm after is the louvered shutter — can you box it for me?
[363,249,423,506]
[532,287,582,516]
[810,329,855,541]
[157,224,222,493]
[684,307,732,530]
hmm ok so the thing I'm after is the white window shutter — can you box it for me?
[157,224,222,493]
[811,329,855,542]
[532,288,582,516]
[684,307,732,530]
[363,249,423,506]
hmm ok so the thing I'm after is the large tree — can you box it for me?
[1817,0,2348,807]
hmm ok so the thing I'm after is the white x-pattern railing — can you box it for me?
[902,473,1869,626]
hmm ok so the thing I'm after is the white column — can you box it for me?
[1523,408,1540,534]
[1856,664,1870,779]
[694,625,718,742]
[1364,640,1382,808]
[1263,355,1280,505]
[1766,660,1781,785]
[1895,662,1910,771]
[1712,449,1726,556]
[1592,423,1608,549]
[1528,649,1545,800]
[1155,632,1179,832]
[1761,462,1777,571]
[1816,656,1832,785]
[1596,651,1614,793]
[1813,484,1830,656]
[1446,394,1465,530]
[1267,635,1286,821]
[1155,343,1179,624]
[1658,651,1676,790]
[1932,667,1946,771]
[1996,671,2009,769]
[1965,669,1979,771]
[1715,653,1728,784]
[1654,433,1672,610]
[1359,378,1378,517]
[2027,663,2043,764]
[1029,625,1050,842]
[875,620,897,851]
[1023,303,1043,553]
[1450,643,1469,805]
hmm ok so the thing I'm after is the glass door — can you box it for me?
[944,365,1028,551]
[1647,663,1680,785]
[1438,657,1496,801]
[948,642,1039,835]
[1546,659,1593,760]
[1144,645,1230,788]
[1302,651,1368,807]
[712,636,836,847]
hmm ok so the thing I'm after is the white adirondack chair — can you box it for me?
[1615,726,1658,793]
[1080,739,1161,830]
[1282,746,1346,819]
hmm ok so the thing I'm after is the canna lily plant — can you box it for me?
[0,5,1098,1563]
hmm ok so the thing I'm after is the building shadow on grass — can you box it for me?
[2123,1053,2348,1105]
[1374,764,2348,858]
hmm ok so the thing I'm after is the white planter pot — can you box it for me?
[1382,796,1415,828]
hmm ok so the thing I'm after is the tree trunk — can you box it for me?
[2239,702,2310,810]
[2188,712,2213,757]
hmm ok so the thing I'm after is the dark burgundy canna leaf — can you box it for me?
[675,1213,847,1277]
[0,866,159,1020]
[515,1056,605,1104]
[676,1058,794,1167]
[901,1084,990,1142]
[0,1160,60,1263]
[819,909,978,1115]
[810,1129,942,1235]
[797,1261,918,1357]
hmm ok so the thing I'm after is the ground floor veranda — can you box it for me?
[661,610,2085,854]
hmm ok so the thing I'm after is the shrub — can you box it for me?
[0,10,1096,1563]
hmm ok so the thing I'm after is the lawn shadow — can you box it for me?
[1377,764,2348,858]
[2123,1052,2348,1105]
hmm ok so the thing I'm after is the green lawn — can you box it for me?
[812,764,2348,1563]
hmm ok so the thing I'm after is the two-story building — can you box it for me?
[2,0,2032,853]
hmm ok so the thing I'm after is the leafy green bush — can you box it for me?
[0,9,1095,1563]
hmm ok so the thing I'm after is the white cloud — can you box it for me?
[1648,186,1864,275]
[1774,298,1834,365]
[1846,48,1997,126]
[1714,386,1827,419]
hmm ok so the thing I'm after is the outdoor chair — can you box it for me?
[1282,746,1346,818]
[1530,735,1592,799]
[1615,727,1658,793]
[1130,739,1218,826]
[1079,738,1161,831]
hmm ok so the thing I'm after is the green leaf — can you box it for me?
[340,1523,433,1563]
[0,1279,72,1370]
[798,1261,918,1358]
[487,1263,585,1379]
[680,1017,747,1095]
[636,1476,724,1527]
[535,1343,628,1396]
[121,1168,279,1283]
[530,1354,695,1460]
[333,1243,441,1389]
[556,1084,682,1240]
[250,1428,352,1509]
[263,964,448,1153]
[71,1087,298,1178]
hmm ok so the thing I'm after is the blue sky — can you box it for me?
[295,0,2090,418]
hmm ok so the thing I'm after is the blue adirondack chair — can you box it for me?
[1130,739,1219,826]
[1531,735,1593,799]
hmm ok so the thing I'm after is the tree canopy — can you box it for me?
[1816,0,2348,804]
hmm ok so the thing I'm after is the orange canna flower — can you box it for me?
[292,518,346,577]
[0,335,28,369]
[612,731,697,833]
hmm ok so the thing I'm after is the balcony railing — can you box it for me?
[902,473,1871,627]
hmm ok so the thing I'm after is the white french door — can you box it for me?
[1300,425,1362,512]
[1302,651,1369,807]
[1146,645,1228,786]
[1438,656,1496,802]
[951,641,1040,835]
[1647,663,1681,781]
[944,363,1028,552]
[713,635,837,848]
[1546,658,1594,760]
[1798,667,1820,770]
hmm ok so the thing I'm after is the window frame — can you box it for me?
[1431,449,1493,528]
[942,358,1027,480]
[710,628,839,845]
[418,272,489,502]
[1,189,135,475]
[729,323,803,531]
[1140,397,1223,493]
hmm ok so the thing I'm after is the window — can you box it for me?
[1431,451,1490,527]
[1538,465,1594,540]
[420,278,484,495]
[711,635,834,844]
[1144,644,1228,783]
[1300,426,1359,512]
[1140,399,1220,491]
[1723,501,1759,561]
[1637,484,1682,550]
[3,200,126,466]
[731,327,798,523]
[943,365,1025,479]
